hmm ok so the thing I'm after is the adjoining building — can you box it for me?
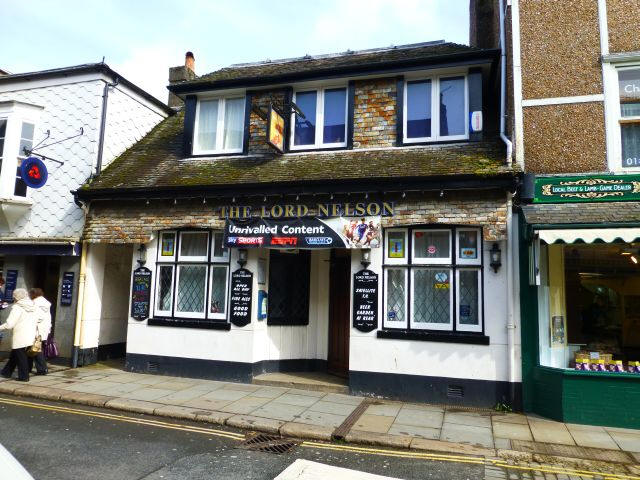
[0,64,172,365]
[75,41,522,408]
[504,0,640,428]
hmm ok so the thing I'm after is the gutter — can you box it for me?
[95,77,119,175]
[499,0,513,166]
[71,241,88,368]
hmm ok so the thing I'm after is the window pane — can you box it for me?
[157,265,174,312]
[294,91,317,146]
[223,98,244,150]
[458,231,478,260]
[323,88,346,143]
[439,77,465,136]
[180,232,208,258]
[21,122,34,140]
[14,161,27,197]
[177,265,206,313]
[619,69,640,111]
[406,81,432,138]
[0,119,6,158]
[458,270,479,325]
[414,231,450,260]
[413,269,451,325]
[621,124,640,168]
[197,99,218,150]
[212,232,227,258]
[387,231,406,260]
[386,269,406,323]
[210,266,227,315]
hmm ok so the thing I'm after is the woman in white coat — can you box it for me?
[28,288,51,375]
[0,288,37,381]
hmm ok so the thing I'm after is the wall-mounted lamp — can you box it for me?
[361,248,371,268]
[238,248,248,267]
[137,244,147,267]
[490,243,502,273]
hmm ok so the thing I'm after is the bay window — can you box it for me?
[404,75,468,143]
[14,122,34,197]
[383,226,483,334]
[153,230,230,324]
[194,96,245,154]
[291,87,347,149]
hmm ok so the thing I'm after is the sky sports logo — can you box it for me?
[305,237,333,245]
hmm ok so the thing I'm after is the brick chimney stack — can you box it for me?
[469,0,500,49]
[168,51,197,108]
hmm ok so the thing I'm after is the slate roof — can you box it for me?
[522,202,640,225]
[170,41,496,91]
[77,111,516,197]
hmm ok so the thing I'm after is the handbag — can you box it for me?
[45,333,59,359]
[27,335,42,357]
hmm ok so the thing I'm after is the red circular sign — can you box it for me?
[427,245,437,254]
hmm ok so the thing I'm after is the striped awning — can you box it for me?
[537,228,640,244]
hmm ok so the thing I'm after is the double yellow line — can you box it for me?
[1,396,638,480]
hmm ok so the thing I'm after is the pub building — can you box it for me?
[74,42,520,408]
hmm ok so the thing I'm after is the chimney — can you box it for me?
[168,51,197,108]
[469,0,500,49]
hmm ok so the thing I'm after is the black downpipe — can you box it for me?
[95,77,119,175]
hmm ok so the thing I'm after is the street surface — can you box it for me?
[0,396,484,480]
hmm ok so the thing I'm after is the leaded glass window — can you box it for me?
[176,265,207,316]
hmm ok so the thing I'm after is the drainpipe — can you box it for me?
[499,0,513,166]
[95,76,119,175]
[71,241,88,368]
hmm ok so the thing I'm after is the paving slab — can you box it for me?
[151,387,207,405]
[226,414,285,433]
[276,393,321,407]
[294,409,347,428]
[248,386,289,399]
[94,382,145,396]
[153,404,199,421]
[444,412,492,428]
[219,395,272,414]
[149,380,196,391]
[221,383,261,392]
[410,437,495,457]
[120,387,177,402]
[388,423,440,440]
[607,431,640,452]
[58,391,115,407]
[201,388,249,401]
[308,400,359,416]
[57,381,121,394]
[401,402,444,413]
[181,397,233,411]
[566,424,620,450]
[353,414,395,434]
[103,373,147,384]
[286,388,326,398]
[322,393,363,405]
[528,420,576,445]
[128,376,169,386]
[345,430,413,449]
[492,421,534,441]
[394,407,443,429]
[441,422,494,448]
[250,401,307,422]
[493,437,512,450]
[13,385,62,401]
[194,410,235,425]
[105,398,161,415]
[365,403,402,417]
[491,413,529,425]
[280,422,334,441]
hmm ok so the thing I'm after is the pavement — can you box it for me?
[1,362,639,478]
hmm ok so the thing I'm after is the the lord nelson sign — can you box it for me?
[218,201,394,219]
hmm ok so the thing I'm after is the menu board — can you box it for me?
[230,268,252,327]
[130,267,152,320]
[4,269,18,302]
[353,269,378,332]
[60,272,75,306]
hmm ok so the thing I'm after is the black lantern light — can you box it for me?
[490,243,502,273]
[361,248,371,268]
[237,248,248,267]
[137,244,147,266]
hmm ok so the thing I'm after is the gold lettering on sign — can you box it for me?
[297,205,309,217]
[367,203,381,216]
[284,204,295,217]
[318,204,329,217]
[331,203,341,217]
[271,205,283,218]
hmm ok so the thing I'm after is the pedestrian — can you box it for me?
[28,288,51,375]
[0,288,37,382]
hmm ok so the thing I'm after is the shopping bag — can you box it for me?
[45,333,59,359]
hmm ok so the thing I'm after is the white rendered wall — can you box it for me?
[81,243,107,349]
[98,244,133,346]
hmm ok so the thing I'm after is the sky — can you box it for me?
[1,0,470,103]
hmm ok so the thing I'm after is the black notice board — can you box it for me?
[131,267,152,320]
[4,269,18,302]
[353,269,378,333]
[230,268,252,327]
[60,272,74,306]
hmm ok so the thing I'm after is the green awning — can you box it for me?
[537,228,640,244]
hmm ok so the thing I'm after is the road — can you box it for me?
[0,395,486,480]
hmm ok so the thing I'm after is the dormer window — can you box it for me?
[193,96,245,155]
[291,87,347,150]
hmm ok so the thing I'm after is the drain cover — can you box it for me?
[239,433,298,455]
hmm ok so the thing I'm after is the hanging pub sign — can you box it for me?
[534,174,640,203]
[130,267,152,320]
[353,269,378,332]
[3,269,18,302]
[230,268,253,327]
[60,272,75,306]
[20,157,48,189]
[267,105,285,154]
[225,216,381,249]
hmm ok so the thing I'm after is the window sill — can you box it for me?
[398,139,470,147]
[148,317,231,330]
[537,365,639,379]
[377,329,489,345]
[287,145,349,153]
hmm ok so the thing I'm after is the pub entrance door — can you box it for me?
[328,249,351,377]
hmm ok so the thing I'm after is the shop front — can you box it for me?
[519,174,640,428]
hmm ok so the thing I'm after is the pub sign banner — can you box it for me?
[225,217,381,249]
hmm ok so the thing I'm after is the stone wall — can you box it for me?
[353,79,396,148]
[248,89,288,154]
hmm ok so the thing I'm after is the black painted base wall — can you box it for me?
[349,370,523,411]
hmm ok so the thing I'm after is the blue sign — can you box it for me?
[20,156,48,189]
[4,270,18,302]
[60,272,74,306]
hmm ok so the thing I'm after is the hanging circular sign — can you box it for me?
[20,157,48,189]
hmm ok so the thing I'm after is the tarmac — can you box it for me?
[0,361,639,479]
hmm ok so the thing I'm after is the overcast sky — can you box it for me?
[1,0,469,103]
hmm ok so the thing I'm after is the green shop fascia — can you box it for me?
[519,173,640,428]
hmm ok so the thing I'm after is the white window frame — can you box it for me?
[211,231,229,262]
[383,267,408,329]
[173,263,208,319]
[208,264,229,320]
[384,228,409,265]
[613,65,640,171]
[193,96,245,155]
[455,268,483,333]
[13,120,36,199]
[455,228,482,266]
[403,75,469,144]
[178,231,209,262]
[411,229,452,265]
[154,264,175,317]
[410,267,454,331]
[290,86,348,150]
[157,231,177,262]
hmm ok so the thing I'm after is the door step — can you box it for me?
[252,372,349,394]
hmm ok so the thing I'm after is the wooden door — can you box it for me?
[328,250,351,377]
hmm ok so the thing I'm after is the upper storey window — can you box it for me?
[618,68,640,169]
[194,97,245,154]
[291,87,347,149]
[404,75,468,143]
